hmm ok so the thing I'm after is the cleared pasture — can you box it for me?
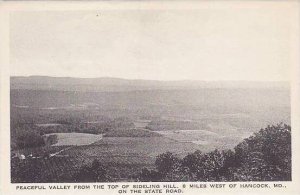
[155,129,220,142]
[45,133,103,146]
[59,136,202,167]
[154,129,251,151]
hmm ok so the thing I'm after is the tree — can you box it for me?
[74,159,110,182]
[154,152,187,181]
[15,130,45,149]
[138,168,162,182]
[233,123,291,181]
[182,150,203,181]
[155,152,181,174]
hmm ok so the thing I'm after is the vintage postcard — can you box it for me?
[0,1,299,195]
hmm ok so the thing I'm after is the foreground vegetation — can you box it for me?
[137,123,291,181]
[11,123,291,182]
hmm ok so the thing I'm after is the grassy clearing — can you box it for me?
[62,136,202,162]
[45,133,103,146]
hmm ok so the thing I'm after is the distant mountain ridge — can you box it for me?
[10,76,289,92]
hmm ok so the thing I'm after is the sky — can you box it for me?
[10,6,293,81]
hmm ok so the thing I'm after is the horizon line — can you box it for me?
[10,75,290,83]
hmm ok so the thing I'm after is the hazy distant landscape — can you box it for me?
[11,76,291,182]
[8,5,295,183]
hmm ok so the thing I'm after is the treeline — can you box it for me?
[138,123,291,181]
[103,128,161,137]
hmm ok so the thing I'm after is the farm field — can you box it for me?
[13,136,191,182]
[45,133,103,146]
[11,154,154,183]
[154,129,253,150]
[62,136,201,161]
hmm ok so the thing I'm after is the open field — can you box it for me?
[44,133,103,146]
[154,129,252,150]
[60,136,202,162]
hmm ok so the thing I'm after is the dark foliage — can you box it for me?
[11,124,45,150]
[137,168,162,182]
[74,160,110,182]
[232,123,291,181]
[11,158,44,183]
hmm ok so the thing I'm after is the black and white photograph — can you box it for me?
[1,1,299,191]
